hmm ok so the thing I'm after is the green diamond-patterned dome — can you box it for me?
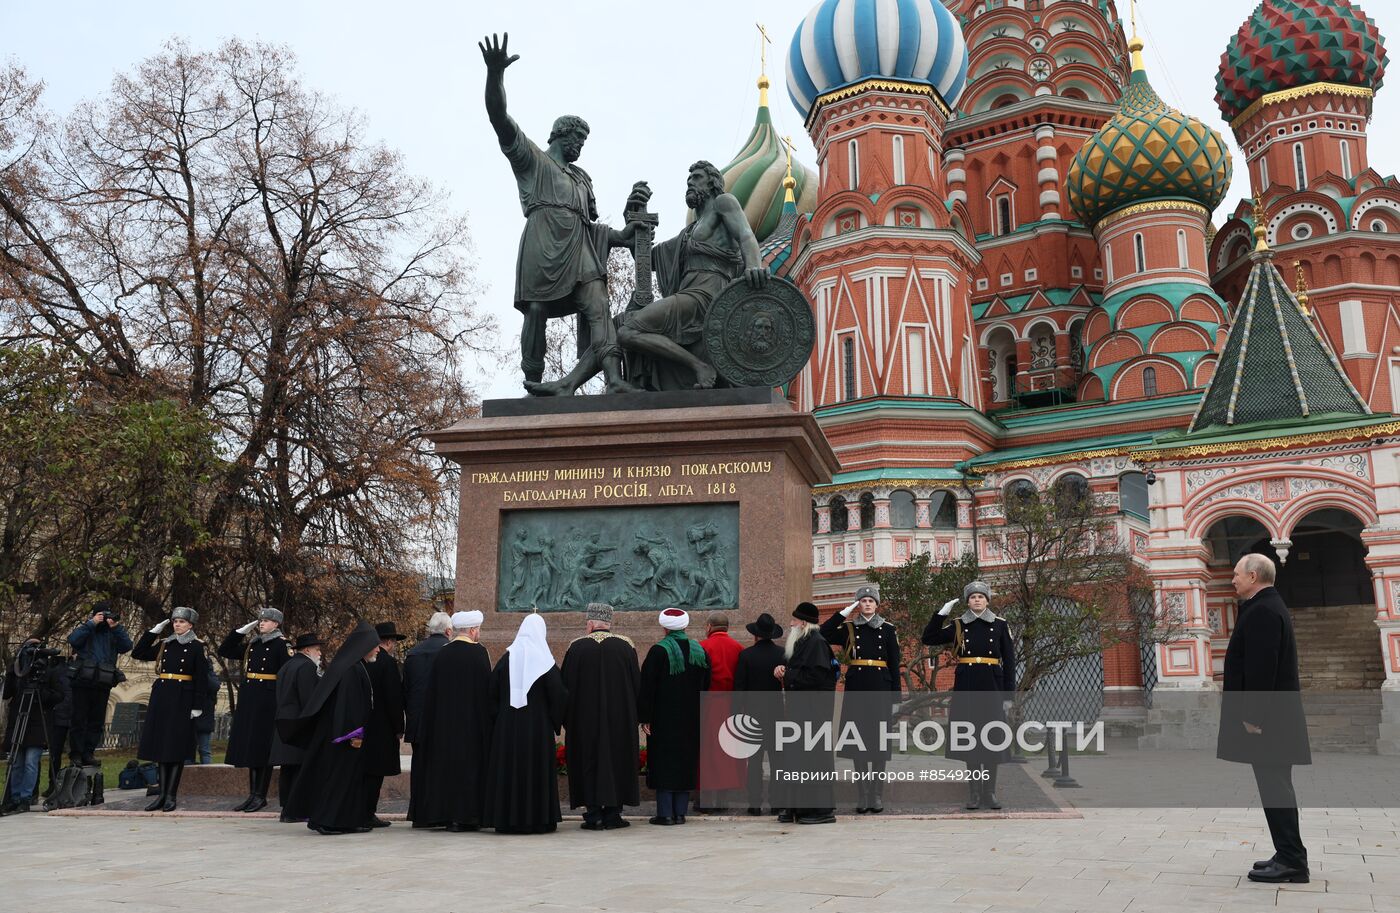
[1217,0,1387,123]
[1066,68,1233,228]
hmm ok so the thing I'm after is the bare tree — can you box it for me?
[0,42,492,635]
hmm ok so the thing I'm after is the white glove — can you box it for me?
[190,709,203,719]
[150,619,170,634]
[840,600,859,617]
[236,620,258,635]
[939,598,958,616]
[1001,700,1013,714]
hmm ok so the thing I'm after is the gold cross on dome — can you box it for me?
[757,22,772,76]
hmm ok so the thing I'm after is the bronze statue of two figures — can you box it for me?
[480,33,815,397]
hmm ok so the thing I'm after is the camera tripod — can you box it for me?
[1,674,50,813]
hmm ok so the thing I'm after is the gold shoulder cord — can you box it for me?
[844,619,858,661]
[156,638,166,671]
[954,618,964,657]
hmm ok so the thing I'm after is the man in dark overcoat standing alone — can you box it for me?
[1218,552,1311,884]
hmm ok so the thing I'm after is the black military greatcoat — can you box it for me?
[821,612,902,763]
[219,630,294,768]
[132,631,211,763]
[922,609,1017,764]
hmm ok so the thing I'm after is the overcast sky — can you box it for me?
[9,0,1399,400]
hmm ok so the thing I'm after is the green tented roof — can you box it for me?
[1189,246,1369,432]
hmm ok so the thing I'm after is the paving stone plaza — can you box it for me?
[4,805,1398,912]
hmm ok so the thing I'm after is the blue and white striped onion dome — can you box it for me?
[787,0,969,121]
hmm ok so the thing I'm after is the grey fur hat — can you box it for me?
[257,606,284,625]
[585,602,614,623]
[854,584,880,602]
[963,580,992,601]
[171,606,199,624]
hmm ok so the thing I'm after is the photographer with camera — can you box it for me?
[66,600,133,767]
[2,638,71,814]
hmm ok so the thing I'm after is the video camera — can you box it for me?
[14,641,63,681]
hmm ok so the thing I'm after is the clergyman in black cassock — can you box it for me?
[638,608,710,825]
[776,602,837,825]
[270,633,323,820]
[734,612,785,815]
[279,622,381,835]
[408,610,493,831]
[362,622,406,828]
[1218,554,1312,884]
[402,612,451,745]
[219,607,293,813]
[561,603,640,830]
[483,614,568,834]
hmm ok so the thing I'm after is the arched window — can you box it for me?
[1118,472,1149,518]
[1142,365,1158,397]
[842,336,857,401]
[930,491,959,529]
[1177,229,1189,268]
[892,134,906,184]
[811,499,820,534]
[1003,346,1018,399]
[1052,473,1090,517]
[1259,156,1269,189]
[829,495,849,532]
[889,490,916,528]
[1293,142,1308,190]
[1068,322,1084,373]
[848,139,860,189]
[1340,139,1352,181]
[1105,245,1114,281]
[1003,479,1037,511]
[1133,233,1146,273]
[858,492,876,530]
[996,196,1012,236]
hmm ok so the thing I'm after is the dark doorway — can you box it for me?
[1278,509,1373,608]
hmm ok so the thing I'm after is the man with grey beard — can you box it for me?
[617,160,769,391]
[773,602,837,825]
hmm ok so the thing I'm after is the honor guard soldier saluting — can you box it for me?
[921,581,1016,810]
[131,607,212,812]
[219,607,294,813]
[821,585,901,813]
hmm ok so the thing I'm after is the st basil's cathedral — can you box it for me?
[713,0,1400,749]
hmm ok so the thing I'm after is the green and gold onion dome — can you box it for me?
[1067,35,1232,229]
[720,75,817,242]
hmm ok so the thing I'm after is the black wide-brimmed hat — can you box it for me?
[746,612,784,640]
[792,602,820,624]
[375,621,407,641]
[293,633,325,650]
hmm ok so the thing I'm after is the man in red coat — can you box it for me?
[697,613,745,807]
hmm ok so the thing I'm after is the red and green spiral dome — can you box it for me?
[1217,0,1387,122]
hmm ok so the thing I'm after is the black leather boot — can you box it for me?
[243,766,272,813]
[869,780,884,813]
[966,766,982,810]
[145,763,170,812]
[233,768,257,812]
[163,762,184,812]
[982,765,1001,810]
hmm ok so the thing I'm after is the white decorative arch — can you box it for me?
[1267,201,1339,245]
[1351,197,1400,231]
